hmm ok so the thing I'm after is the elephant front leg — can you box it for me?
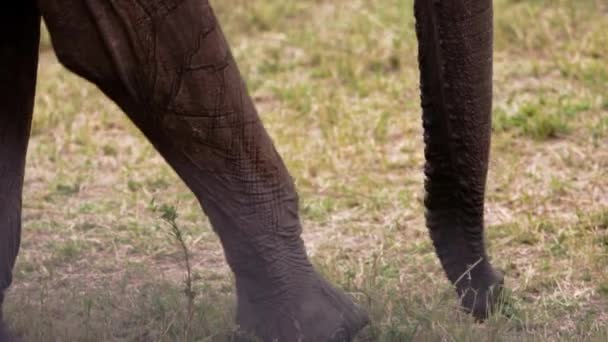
[0,1,40,340]
[38,0,368,340]
[414,0,503,319]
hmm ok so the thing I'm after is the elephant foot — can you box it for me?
[235,274,369,341]
[456,263,504,321]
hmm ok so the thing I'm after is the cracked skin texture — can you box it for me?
[0,0,502,340]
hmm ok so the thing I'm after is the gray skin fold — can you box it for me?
[0,0,501,341]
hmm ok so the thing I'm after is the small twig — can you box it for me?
[157,203,196,341]
[409,258,484,339]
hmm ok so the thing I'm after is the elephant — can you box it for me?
[0,0,503,341]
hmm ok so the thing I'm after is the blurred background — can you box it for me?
[7,0,607,340]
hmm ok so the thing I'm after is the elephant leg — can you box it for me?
[38,1,368,340]
[0,1,40,340]
[414,0,503,319]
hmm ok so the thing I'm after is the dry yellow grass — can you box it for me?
[4,0,607,340]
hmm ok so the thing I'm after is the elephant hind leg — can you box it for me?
[38,0,368,340]
[414,0,504,320]
[0,0,40,337]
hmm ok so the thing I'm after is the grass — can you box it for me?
[4,0,608,340]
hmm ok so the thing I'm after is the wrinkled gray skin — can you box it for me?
[0,0,502,341]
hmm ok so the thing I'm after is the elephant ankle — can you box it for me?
[233,262,316,304]
[440,256,500,295]
[453,259,502,290]
[227,233,316,297]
